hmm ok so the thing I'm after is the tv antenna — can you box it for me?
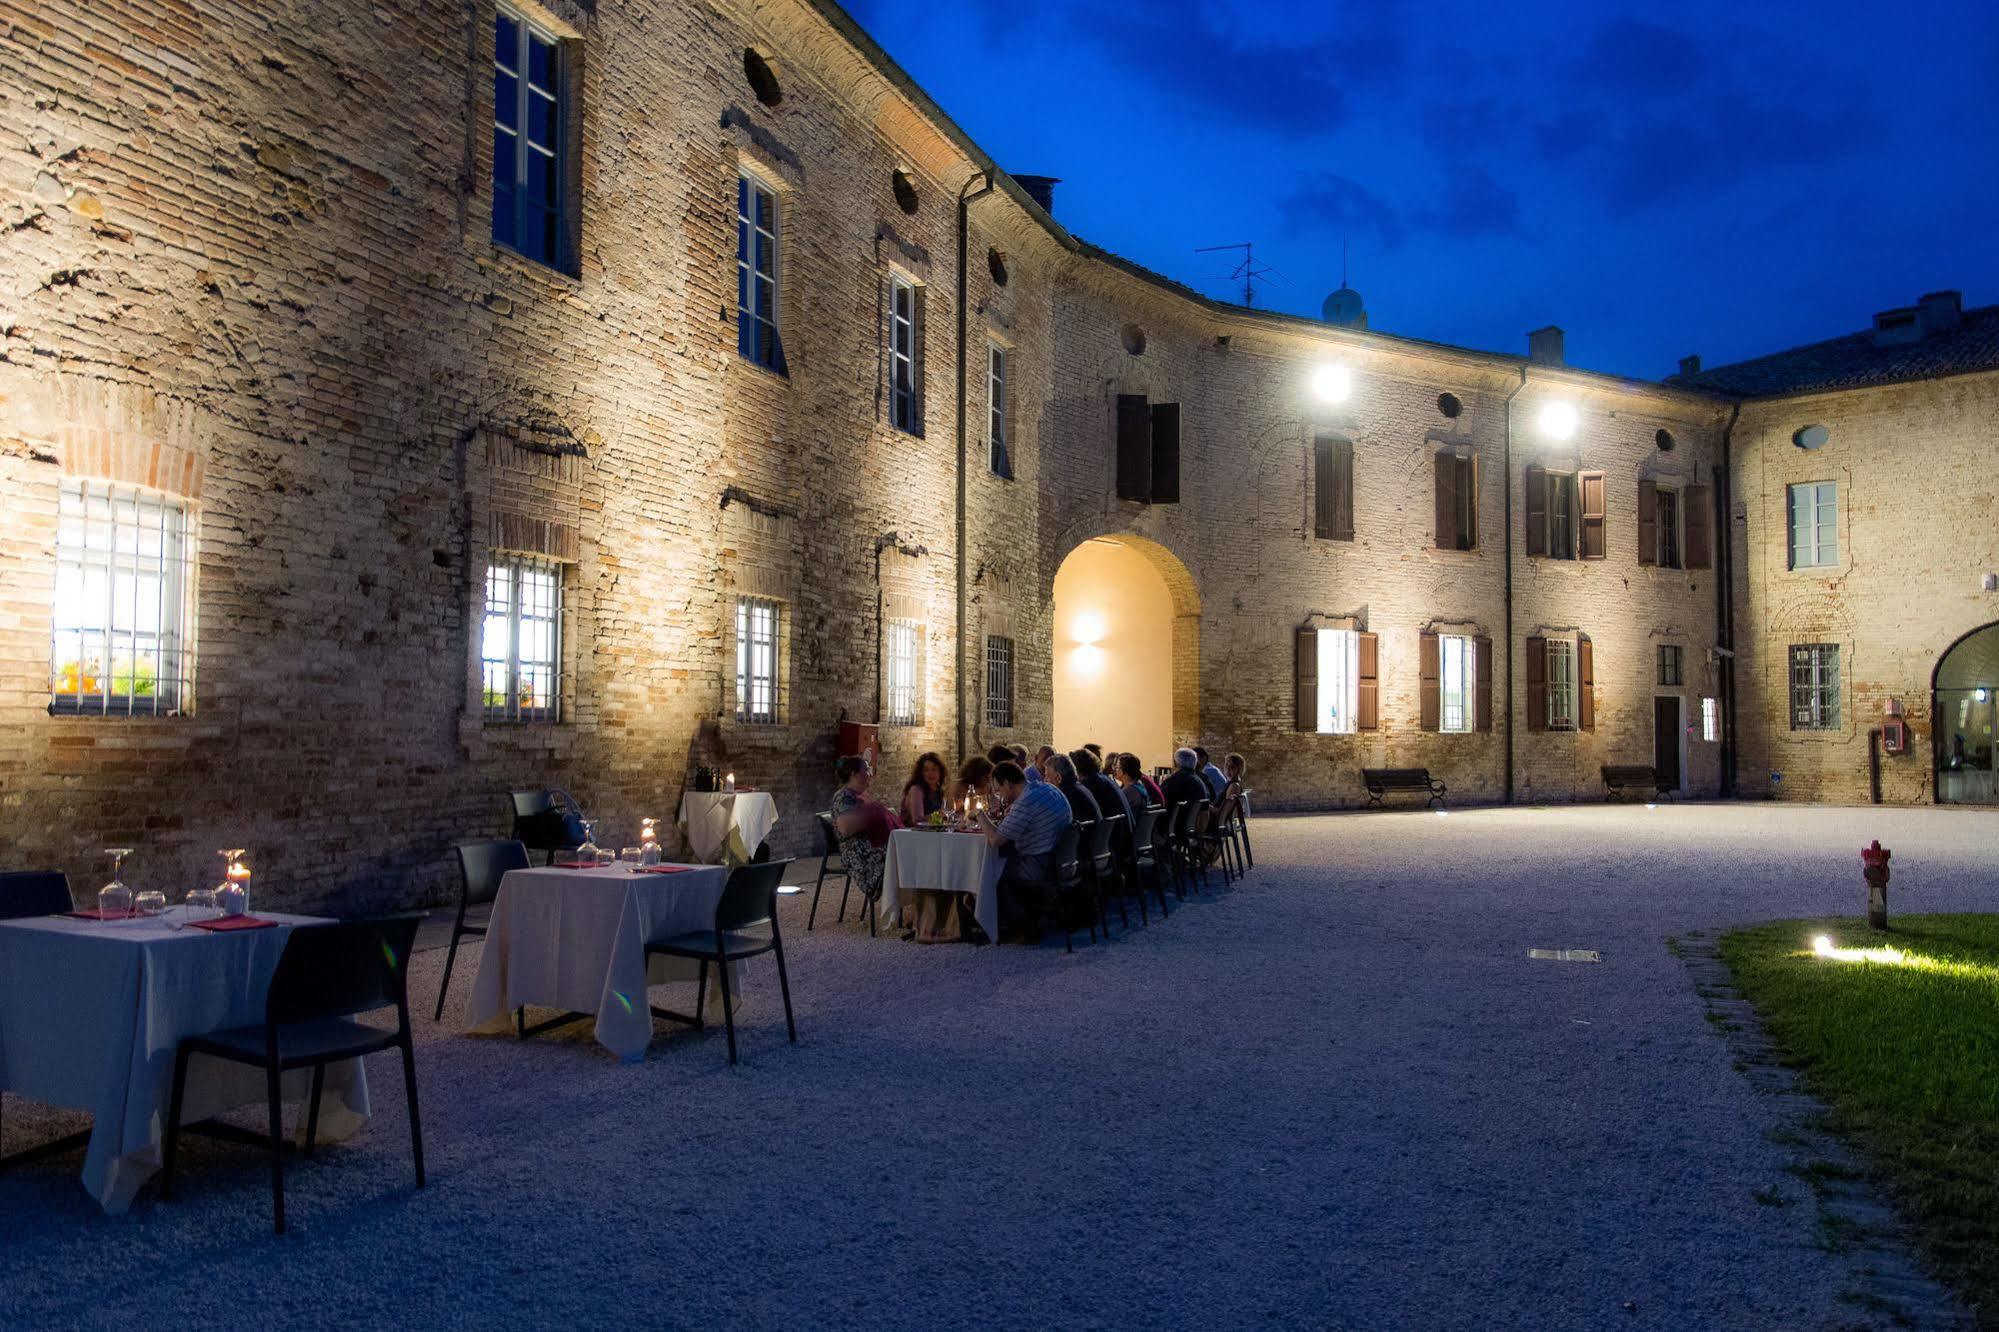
[1195,241,1282,307]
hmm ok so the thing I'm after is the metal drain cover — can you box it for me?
[1528,948,1601,963]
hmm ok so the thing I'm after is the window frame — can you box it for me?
[887,273,922,434]
[884,617,921,726]
[1787,481,1838,570]
[1314,627,1360,735]
[49,478,197,718]
[1439,632,1475,734]
[482,554,564,724]
[734,595,782,725]
[1655,485,1682,569]
[1789,642,1841,731]
[984,634,1015,730]
[1701,695,1720,743]
[1547,472,1578,561]
[736,169,785,373]
[492,7,566,269]
[987,341,1011,478]
[1657,643,1684,688]
[1546,638,1578,731]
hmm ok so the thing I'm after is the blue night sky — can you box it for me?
[840,0,1999,380]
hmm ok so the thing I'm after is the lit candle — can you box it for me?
[227,861,250,883]
[724,772,736,792]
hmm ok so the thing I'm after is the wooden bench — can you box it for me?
[1600,765,1671,800]
[1361,768,1446,808]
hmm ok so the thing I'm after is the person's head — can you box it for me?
[960,755,994,791]
[1046,752,1079,787]
[1194,746,1211,766]
[1084,742,1103,758]
[908,751,946,792]
[986,744,1014,768]
[1071,747,1103,779]
[1010,744,1030,766]
[1225,752,1246,779]
[1035,745,1056,767]
[992,760,1026,799]
[1174,747,1199,771]
[835,755,872,789]
[1117,753,1145,784]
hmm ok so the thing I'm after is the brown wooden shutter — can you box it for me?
[1294,626,1317,732]
[1460,454,1479,550]
[1333,436,1353,539]
[1115,394,1151,501]
[1578,635,1595,732]
[1524,465,1547,557]
[1474,635,1493,732]
[1149,401,1181,503]
[1525,635,1547,732]
[1356,631,1379,730]
[1419,631,1441,730]
[1312,435,1351,540]
[1433,452,1456,550]
[1580,471,1606,559]
[1685,483,1712,569]
[1636,480,1657,566]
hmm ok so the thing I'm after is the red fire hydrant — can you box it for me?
[1861,840,1893,930]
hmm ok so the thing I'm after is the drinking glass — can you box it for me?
[97,848,134,919]
[640,841,662,866]
[134,889,167,919]
[596,846,617,867]
[575,820,601,863]
[184,886,218,923]
[620,846,642,864]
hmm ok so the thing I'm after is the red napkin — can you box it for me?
[63,908,140,921]
[632,864,694,874]
[190,915,279,932]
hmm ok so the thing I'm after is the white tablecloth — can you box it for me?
[0,911,368,1214]
[466,862,734,1062]
[676,791,779,865]
[880,829,1002,942]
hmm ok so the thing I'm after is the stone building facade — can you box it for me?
[0,0,1986,908]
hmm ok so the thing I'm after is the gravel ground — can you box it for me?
[2,802,1992,1331]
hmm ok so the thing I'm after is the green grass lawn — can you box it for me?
[1720,914,1999,1323]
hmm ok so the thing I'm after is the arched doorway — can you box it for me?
[1935,621,1999,804]
[1051,536,1200,765]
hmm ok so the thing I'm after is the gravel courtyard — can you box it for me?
[3,802,1993,1330]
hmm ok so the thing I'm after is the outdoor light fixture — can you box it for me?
[1978,687,1991,704]
[1538,400,1579,440]
[1070,611,1107,678]
[1310,364,1353,404]
[1811,934,1908,966]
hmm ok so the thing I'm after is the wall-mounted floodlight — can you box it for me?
[1538,400,1579,440]
[1310,364,1353,404]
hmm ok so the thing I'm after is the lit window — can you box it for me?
[737,172,785,372]
[1439,633,1475,733]
[483,556,562,722]
[735,596,781,724]
[988,343,1011,478]
[1790,643,1840,730]
[885,618,920,726]
[492,8,565,267]
[1701,695,1720,742]
[1655,486,1681,569]
[889,275,921,434]
[1657,644,1683,687]
[1315,628,1359,734]
[1546,639,1578,731]
[1788,482,1837,569]
[985,635,1014,729]
[51,480,195,716]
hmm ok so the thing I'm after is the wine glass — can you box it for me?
[134,889,167,919]
[575,819,600,864]
[184,886,218,924]
[97,848,134,919]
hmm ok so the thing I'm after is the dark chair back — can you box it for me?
[817,812,842,856]
[1050,823,1083,888]
[267,914,422,1027]
[510,790,555,817]
[1130,807,1159,859]
[1080,818,1113,869]
[457,839,530,908]
[715,859,792,933]
[0,871,72,919]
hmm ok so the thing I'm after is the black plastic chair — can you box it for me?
[1043,823,1092,952]
[808,813,850,931]
[0,873,83,1170]
[1233,788,1255,871]
[510,790,577,865]
[1127,806,1171,919]
[434,839,527,1022]
[162,914,426,1235]
[645,859,797,1064]
[1166,801,1211,894]
[1079,816,1134,931]
[1200,796,1240,884]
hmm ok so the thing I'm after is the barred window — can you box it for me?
[1790,643,1840,730]
[736,596,781,724]
[1546,639,1578,731]
[984,635,1014,729]
[885,618,920,726]
[1314,628,1359,734]
[1702,695,1720,742]
[988,343,1011,478]
[889,275,922,434]
[737,171,785,372]
[1657,644,1683,687]
[483,556,562,722]
[51,480,195,716]
[492,7,566,268]
[1439,633,1475,733]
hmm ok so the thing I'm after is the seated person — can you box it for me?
[900,751,948,827]
[830,755,897,901]
[1162,747,1211,814]
[979,760,1073,938]
[1195,746,1229,800]
[951,755,995,814]
[1113,753,1154,818]
[1072,748,1128,829]
[1043,751,1101,823]
[1223,752,1249,814]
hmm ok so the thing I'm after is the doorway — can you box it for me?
[1051,536,1199,764]
[1653,696,1683,791]
[1934,621,1999,804]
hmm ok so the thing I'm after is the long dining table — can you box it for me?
[879,828,1002,942]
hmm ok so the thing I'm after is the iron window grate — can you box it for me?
[885,618,920,726]
[483,555,563,722]
[736,596,781,724]
[984,634,1014,730]
[50,479,195,717]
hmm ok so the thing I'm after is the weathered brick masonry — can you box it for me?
[0,0,1985,909]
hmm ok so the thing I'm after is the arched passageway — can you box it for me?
[1935,621,1999,804]
[1051,536,1200,767]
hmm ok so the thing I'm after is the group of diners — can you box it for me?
[829,742,1250,943]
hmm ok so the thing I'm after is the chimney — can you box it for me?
[1918,290,1963,336]
[1527,325,1565,366]
[1678,354,1701,377]
[1013,174,1060,217]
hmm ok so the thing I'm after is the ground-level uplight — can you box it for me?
[1811,934,1909,966]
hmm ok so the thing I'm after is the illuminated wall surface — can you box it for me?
[1052,540,1174,765]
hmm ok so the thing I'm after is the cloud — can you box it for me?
[1279,164,1518,248]
[1278,173,1406,247]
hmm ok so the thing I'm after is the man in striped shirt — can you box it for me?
[979,760,1072,939]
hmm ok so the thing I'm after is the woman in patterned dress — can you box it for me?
[830,754,894,901]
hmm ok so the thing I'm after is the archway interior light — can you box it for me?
[1538,400,1579,440]
[1070,611,1107,647]
[1310,364,1353,404]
